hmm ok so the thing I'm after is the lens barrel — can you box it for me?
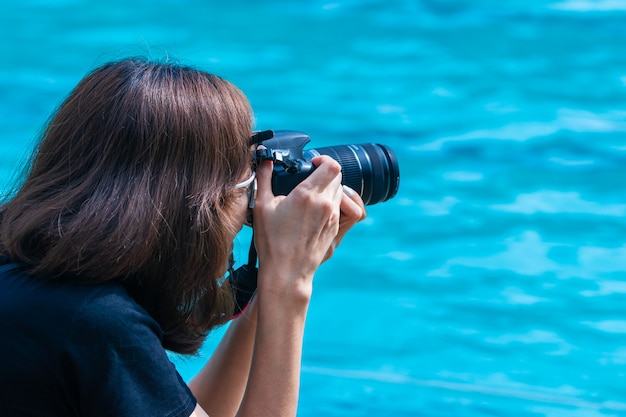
[306,143,400,205]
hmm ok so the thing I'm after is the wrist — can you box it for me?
[256,269,313,314]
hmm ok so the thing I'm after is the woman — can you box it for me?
[0,58,365,416]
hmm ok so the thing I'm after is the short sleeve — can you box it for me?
[60,285,197,417]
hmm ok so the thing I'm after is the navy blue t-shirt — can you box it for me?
[0,261,197,417]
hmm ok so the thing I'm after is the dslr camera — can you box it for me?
[252,130,400,205]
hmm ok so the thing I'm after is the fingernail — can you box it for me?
[343,185,355,196]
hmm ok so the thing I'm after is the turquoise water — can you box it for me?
[3,1,626,415]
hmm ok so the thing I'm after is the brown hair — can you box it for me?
[0,58,253,354]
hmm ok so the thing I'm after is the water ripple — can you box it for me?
[428,231,559,277]
[302,366,626,412]
[549,0,626,12]
[491,191,626,216]
[581,280,626,297]
[428,230,626,280]
[583,320,626,334]
[412,109,626,151]
[485,330,573,355]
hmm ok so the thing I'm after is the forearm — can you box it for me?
[235,272,311,417]
[188,298,258,417]
[190,274,311,417]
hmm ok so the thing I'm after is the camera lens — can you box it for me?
[305,144,400,205]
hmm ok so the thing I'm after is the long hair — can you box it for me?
[0,58,253,354]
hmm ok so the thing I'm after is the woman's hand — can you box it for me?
[252,155,346,299]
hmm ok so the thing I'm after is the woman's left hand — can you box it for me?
[322,185,366,262]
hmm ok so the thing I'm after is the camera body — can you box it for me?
[253,130,316,197]
[252,130,399,206]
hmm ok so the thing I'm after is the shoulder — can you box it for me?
[0,263,152,339]
[0,261,163,359]
[61,283,197,416]
[67,281,163,345]
[0,262,196,417]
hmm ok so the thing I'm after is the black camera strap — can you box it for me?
[229,233,258,318]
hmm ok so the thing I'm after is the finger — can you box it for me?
[340,186,365,221]
[302,156,342,192]
[319,183,343,242]
[322,241,336,263]
[331,190,365,250]
[342,185,366,210]
[311,154,340,169]
[320,182,343,237]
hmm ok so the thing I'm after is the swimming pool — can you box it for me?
[2,1,626,415]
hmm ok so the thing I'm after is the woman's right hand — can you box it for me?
[251,155,344,303]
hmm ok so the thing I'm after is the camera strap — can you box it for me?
[229,233,258,318]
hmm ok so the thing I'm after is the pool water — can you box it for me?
[2,1,626,416]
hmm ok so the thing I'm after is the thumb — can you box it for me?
[255,159,274,202]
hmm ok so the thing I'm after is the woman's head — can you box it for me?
[0,58,254,353]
